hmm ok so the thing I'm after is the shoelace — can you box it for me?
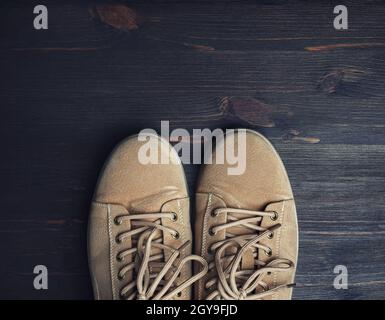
[205,208,295,300]
[114,212,208,300]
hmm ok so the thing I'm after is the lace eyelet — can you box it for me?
[116,255,123,262]
[171,213,178,222]
[114,217,122,225]
[172,231,180,239]
[211,210,218,217]
[270,212,279,221]
[267,232,274,239]
[207,246,213,255]
[265,249,272,257]
[177,291,182,297]
[115,236,122,244]
[209,227,217,236]
[117,274,124,281]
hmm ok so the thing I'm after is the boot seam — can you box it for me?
[198,193,212,300]
[107,204,117,299]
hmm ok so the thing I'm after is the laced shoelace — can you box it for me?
[205,208,295,300]
[114,212,208,300]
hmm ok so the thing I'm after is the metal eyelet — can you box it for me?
[209,227,217,236]
[115,236,122,244]
[270,212,279,221]
[171,213,178,222]
[265,249,272,257]
[117,274,124,281]
[116,255,123,262]
[267,232,274,239]
[114,217,122,225]
[172,231,180,239]
[211,210,218,217]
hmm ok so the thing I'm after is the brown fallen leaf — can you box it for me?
[219,96,292,128]
[91,4,143,31]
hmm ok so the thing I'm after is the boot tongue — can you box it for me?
[226,211,258,271]
[241,249,255,269]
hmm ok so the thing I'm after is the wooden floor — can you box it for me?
[0,0,384,299]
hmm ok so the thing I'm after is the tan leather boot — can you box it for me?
[195,129,298,300]
[88,133,207,300]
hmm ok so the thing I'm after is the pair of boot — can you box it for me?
[88,129,298,300]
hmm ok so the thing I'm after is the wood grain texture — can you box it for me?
[0,0,384,299]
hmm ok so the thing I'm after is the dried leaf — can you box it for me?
[91,5,142,31]
[219,96,292,128]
